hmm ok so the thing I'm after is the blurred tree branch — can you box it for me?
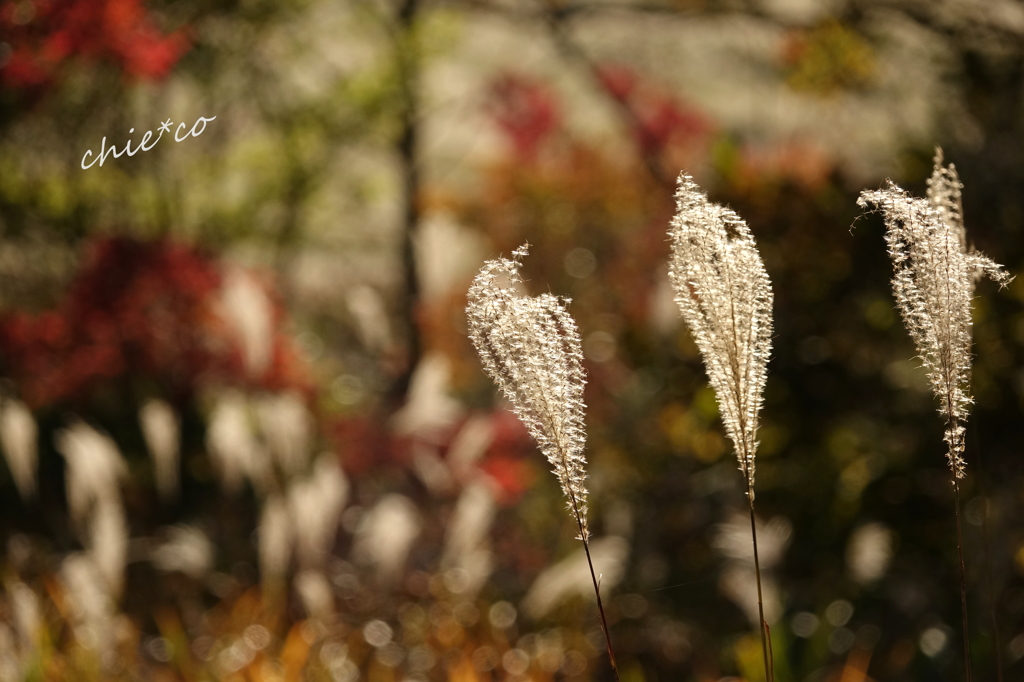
[382,0,424,404]
[540,2,675,188]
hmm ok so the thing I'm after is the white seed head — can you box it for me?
[219,267,273,377]
[857,149,1012,478]
[55,421,127,528]
[206,390,271,495]
[668,174,774,487]
[150,525,215,580]
[0,399,37,501]
[288,454,348,569]
[255,391,313,477]
[352,493,421,584]
[442,479,497,567]
[466,245,590,538]
[258,494,292,582]
[139,398,180,502]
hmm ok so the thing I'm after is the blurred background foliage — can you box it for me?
[1,0,1024,680]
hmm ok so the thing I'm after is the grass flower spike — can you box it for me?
[467,245,617,680]
[858,149,1011,682]
[668,173,774,681]
[668,175,773,489]
[858,150,1011,480]
[466,245,589,534]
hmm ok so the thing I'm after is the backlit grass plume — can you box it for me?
[858,149,1011,682]
[466,245,617,680]
[858,150,1011,480]
[466,245,588,532]
[668,173,774,682]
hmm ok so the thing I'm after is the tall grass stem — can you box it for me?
[954,478,972,682]
[745,473,772,682]
[569,488,619,681]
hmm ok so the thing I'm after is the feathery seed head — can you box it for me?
[857,149,1012,478]
[466,245,590,538]
[667,174,774,488]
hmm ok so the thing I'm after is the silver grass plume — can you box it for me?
[858,149,1012,682]
[467,245,618,680]
[667,173,774,682]
[857,149,1011,480]
[667,174,774,490]
[466,245,589,537]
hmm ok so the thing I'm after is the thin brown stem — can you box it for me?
[953,477,973,682]
[972,415,1004,682]
[580,526,620,682]
[566,489,619,682]
[744,468,772,682]
[978,503,1003,679]
[983,495,1004,682]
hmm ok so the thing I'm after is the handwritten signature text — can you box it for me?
[81,114,216,170]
